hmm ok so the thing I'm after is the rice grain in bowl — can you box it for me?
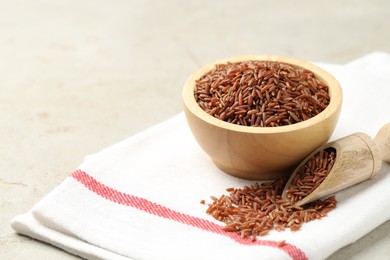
[182,55,342,180]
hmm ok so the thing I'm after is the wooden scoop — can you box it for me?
[282,123,390,206]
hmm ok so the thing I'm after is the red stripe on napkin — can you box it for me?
[71,169,307,260]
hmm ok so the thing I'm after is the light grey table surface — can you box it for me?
[1,0,390,259]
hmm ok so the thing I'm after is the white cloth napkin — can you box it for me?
[11,52,390,260]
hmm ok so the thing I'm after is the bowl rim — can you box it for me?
[182,55,343,134]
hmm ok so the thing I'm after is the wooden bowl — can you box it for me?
[182,55,342,180]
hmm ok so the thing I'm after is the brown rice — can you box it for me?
[286,147,336,203]
[203,179,336,239]
[194,60,330,127]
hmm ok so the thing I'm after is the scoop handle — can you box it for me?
[374,123,390,163]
